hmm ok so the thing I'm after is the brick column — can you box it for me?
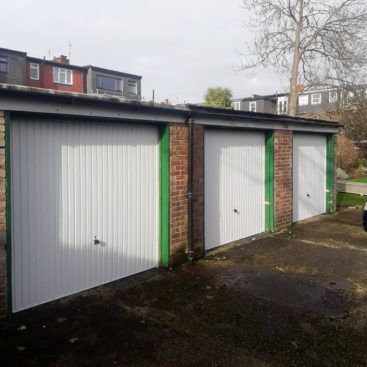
[0,111,7,318]
[192,124,204,253]
[169,123,188,265]
[274,130,293,230]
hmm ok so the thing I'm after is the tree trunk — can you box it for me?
[289,55,300,116]
[288,0,304,117]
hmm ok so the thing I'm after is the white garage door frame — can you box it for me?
[204,128,274,251]
[7,115,170,312]
[293,133,329,222]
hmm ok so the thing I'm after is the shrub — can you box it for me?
[337,168,349,180]
[336,135,359,173]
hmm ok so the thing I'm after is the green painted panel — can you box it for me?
[160,125,170,267]
[265,132,274,232]
[326,135,334,213]
[5,112,12,315]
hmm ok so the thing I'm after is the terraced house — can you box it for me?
[0,47,141,100]
[232,85,367,116]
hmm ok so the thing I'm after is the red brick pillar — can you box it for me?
[274,130,293,230]
[0,111,7,318]
[169,123,188,264]
[192,125,204,253]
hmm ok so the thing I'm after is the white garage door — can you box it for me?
[293,133,326,222]
[205,129,265,250]
[10,118,159,312]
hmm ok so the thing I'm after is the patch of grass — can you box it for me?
[349,177,367,183]
[337,192,367,206]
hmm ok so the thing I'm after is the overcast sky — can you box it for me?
[1,0,288,103]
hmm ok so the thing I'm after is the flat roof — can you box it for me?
[2,46,141,80]
[0,84,340,133]
[233,92,289,102]
[84,65,142,79]
[26,56,88,71]
[0,47,27,56]
[186,104,340,127]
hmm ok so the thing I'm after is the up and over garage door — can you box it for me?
[293,133,327,222]
[204,129,265,250]
[10,117,159,312]
[205,130,329,251]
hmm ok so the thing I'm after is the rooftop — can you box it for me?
[0,47,27,56]
[0,84,340,131]
[84,65,142,79]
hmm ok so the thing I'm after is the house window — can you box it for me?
[96,75,121,91]
[311,93,321,104]
[127,80,137,94]
[232,102,241,110]
[30,63,39,80]
[53,67,73,85]
[249,101,256,112]
[278,97,288,114]
[329,91,338,103]
[298,94,308,106]
[0,56,8,73]
[347,91,354,101]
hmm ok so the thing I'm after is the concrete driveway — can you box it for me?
[1,208,367,366]
[189,208,367,319]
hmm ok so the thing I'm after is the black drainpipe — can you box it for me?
[187,116,195,262]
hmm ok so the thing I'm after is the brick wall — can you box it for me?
[274,130,293,230]
[169,123,188,264]
[0,111,7,318]
[192,125,204,253]
[26,61,41,88]
[26,62,85,93]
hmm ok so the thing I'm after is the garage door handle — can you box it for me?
[94,237,100,245]
[307,193,310,198]
[234,208,239,214]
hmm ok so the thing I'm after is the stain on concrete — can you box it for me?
[1,208,367,366]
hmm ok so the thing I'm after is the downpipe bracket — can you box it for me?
[187,250,196,264]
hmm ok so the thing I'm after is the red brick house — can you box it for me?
[0,47,142,100]
[26,55,86,93]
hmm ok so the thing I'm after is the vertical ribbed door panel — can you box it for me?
[293,133,326,222]
[11,118,159,312]
[204,129,265,250]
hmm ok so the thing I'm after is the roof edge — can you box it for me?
[0,84,341,129]
[84,65,142,79]
[26,56,88,71]
[186,104,341,127]
[0,47,27,56]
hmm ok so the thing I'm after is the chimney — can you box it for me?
[53,55,69,65]
[297,84,304,91]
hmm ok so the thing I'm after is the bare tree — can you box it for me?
[240,0,367,116]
